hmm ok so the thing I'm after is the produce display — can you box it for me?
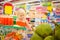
[0,0,60,40]
[31,23,53,40]
[35,23,52,38]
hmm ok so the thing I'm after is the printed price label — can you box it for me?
[5,6,12,15]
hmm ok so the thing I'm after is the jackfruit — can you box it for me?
[44,36,54,40]
[35,23,52,37]
[30,32,43,40]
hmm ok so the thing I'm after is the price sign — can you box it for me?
[4,2,13,15]
[47,6,52,12]
[5,6,12,15]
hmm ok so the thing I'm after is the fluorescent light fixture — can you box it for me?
[13,0,39,5]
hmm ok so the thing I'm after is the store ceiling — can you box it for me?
[0,0,60,4]
[0,0,60,2]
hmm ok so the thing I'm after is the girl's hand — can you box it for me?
[25,20,32,31]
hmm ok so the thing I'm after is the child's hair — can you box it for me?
[15,8,26,16]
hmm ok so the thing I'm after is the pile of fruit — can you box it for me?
[30,21,60,40]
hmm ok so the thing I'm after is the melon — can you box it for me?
[44,36,54,40]
[55,29,60,40]
[30,32,43,40]
[35,23,52,37]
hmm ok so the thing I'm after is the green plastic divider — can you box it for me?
[13,16,17,25]
[3,25,26,30]
[13,20,16,25]
[13,16,17,20]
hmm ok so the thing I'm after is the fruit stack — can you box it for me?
[30,22,60,40]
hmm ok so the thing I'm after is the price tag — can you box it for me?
[4,2,13,15]
[47,6,52,12]
[5,6,12,15]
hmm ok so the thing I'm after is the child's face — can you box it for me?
[15,9,26,20]
[18,13,25,19]
[17,11,26,19]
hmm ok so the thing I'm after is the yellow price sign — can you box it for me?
[47,6,53,12]
[5,6,12,15]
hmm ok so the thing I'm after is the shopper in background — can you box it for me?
[16,8,32,30]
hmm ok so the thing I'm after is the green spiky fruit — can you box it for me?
[44,36,54,40]
[52,21,60,30]
[30,32,43,40]
[55,29,60,40]
[55,24,60,30]
[35,23,52,37]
